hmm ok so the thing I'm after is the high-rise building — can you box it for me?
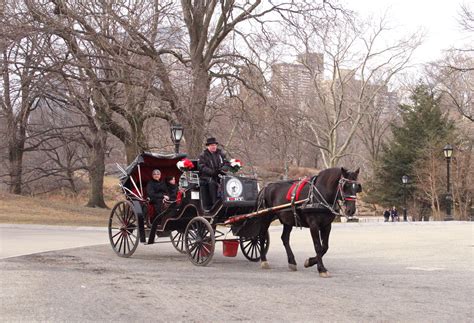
[271,53,324,107]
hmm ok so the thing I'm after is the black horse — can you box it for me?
[256,167,361,277]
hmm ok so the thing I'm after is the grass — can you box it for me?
[0,176,122,227]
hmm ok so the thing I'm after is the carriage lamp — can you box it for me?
[401,175,409,222]
[443,144,454,221]
[170,124,184,154]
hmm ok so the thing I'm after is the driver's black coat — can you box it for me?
[198,148,230,181]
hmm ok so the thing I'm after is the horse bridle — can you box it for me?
[337,177,360,202]
[306,175,360,217]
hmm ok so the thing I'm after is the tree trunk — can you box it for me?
[86,129,108,208]
[183,67,210,158]
[185,113,206,158]
[124,119,147,164]
[125,142,140,164]
[66,168,77,194]
[8,142,24,194]
[7,117,26,194]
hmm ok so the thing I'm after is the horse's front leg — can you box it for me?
[318,223,332,276]
[304,225,329,277]
[281,223,297,271]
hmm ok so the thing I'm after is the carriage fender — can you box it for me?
[131,200,146,243]
[180,203,200,218]
[130,200,144,217]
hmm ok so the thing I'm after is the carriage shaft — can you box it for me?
[224,199,309,225]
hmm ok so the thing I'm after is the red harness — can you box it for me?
[286,177,310,201]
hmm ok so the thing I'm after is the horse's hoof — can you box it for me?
[319,271,330,278]
[304,259,310,268]
[261,261,270,269]
[288,264,297,271]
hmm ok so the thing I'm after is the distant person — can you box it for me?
[198,137,230,210]
[383,208,390,222]
[390,206,399,222]
[146,169,169,218]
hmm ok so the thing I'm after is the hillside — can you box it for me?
[0,176,122,227]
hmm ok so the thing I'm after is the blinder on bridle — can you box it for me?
[338,177,362,202]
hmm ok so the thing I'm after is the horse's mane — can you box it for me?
[316,167,341,182]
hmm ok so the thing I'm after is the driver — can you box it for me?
[198,137,230,210]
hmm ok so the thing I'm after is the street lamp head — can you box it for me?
[402,175,409,184]
[443,144,453,159]
[170,124,184,154]
[170,124,184,144]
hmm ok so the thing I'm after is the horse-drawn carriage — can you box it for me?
[108,152,270,266]
[109,149,362,276]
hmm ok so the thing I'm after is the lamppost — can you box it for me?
[170,124,184,154]
[443,144,454,221]
[402,175,409,222]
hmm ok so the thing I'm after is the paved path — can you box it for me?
[0,224,108,259]
[1,221,473,322]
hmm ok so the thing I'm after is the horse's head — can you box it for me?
[339,167,362,217]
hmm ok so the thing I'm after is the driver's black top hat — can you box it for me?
[205,137,219,146]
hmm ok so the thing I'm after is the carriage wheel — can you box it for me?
[170,230,186,254]
[239,231,270,262]
[184,217,215,266]
[108,201,139,258]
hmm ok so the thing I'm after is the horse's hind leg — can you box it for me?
[281,223,297,271]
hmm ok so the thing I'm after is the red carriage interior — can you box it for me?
[131,155,184,189]
[121,153,189,222]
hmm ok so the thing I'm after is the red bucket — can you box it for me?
[223,240,239,257]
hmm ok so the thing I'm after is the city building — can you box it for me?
[271,53,324,108]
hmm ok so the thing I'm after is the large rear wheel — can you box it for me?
[170,230,186,254]
[184,217,215,266]
[108,201,139,257]
[239,231,270,262]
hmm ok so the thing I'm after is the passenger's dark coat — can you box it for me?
[146,179,168,202]
[166,183,178,200]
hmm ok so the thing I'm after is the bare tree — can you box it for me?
[21,97,89,195]
[428,3,473,122]
[26,0,334,157]
[458,3,474,33]
[1,4,53,194]
[429,53,474,123]
[278,10,421,168]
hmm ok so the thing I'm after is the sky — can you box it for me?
[343,0,472,65]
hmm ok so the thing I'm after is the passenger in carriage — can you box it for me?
[198,137,231,210]
[165,176,178,201]
[146,169,169,217]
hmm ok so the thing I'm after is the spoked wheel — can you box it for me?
[239,231,270,262]
[184,217,215,266]
[108,201,139,257]
[170,230,186,254]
